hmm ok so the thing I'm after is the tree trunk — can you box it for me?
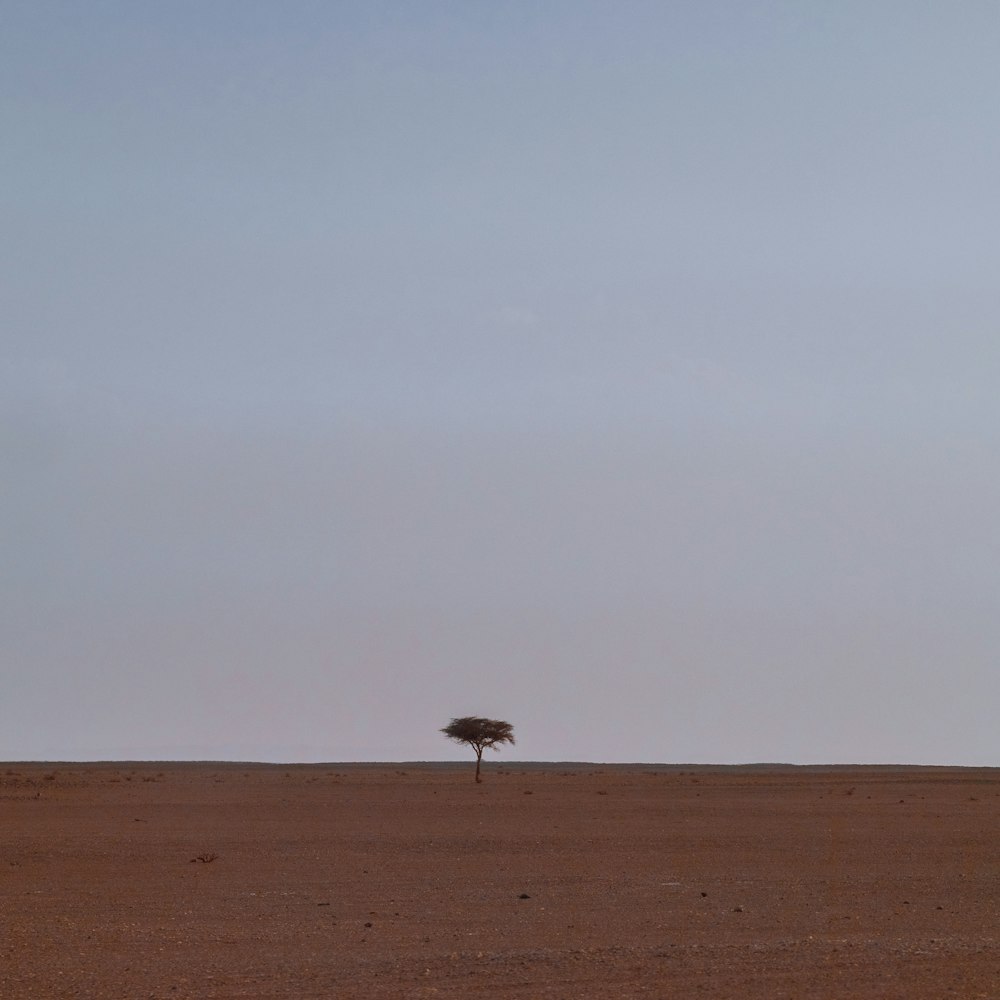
[475,748,482,782]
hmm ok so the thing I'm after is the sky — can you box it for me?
[4,1,1000,764]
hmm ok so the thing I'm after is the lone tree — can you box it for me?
[441,716,515,783]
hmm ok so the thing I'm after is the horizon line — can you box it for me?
[3,759,995,770]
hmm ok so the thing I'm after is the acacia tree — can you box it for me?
[441,716,515,783]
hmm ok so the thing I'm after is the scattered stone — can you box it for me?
[519,893,531,899]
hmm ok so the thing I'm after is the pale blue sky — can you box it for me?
[4,1,999,762]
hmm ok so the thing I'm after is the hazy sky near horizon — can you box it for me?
[4,1,1000,764]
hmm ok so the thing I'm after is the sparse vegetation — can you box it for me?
[440,716,515,783]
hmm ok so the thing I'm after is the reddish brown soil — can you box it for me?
[2,762,999,998]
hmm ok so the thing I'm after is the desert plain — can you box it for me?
[2,761,999,998]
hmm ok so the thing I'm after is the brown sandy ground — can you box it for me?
[2,762,999,998]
